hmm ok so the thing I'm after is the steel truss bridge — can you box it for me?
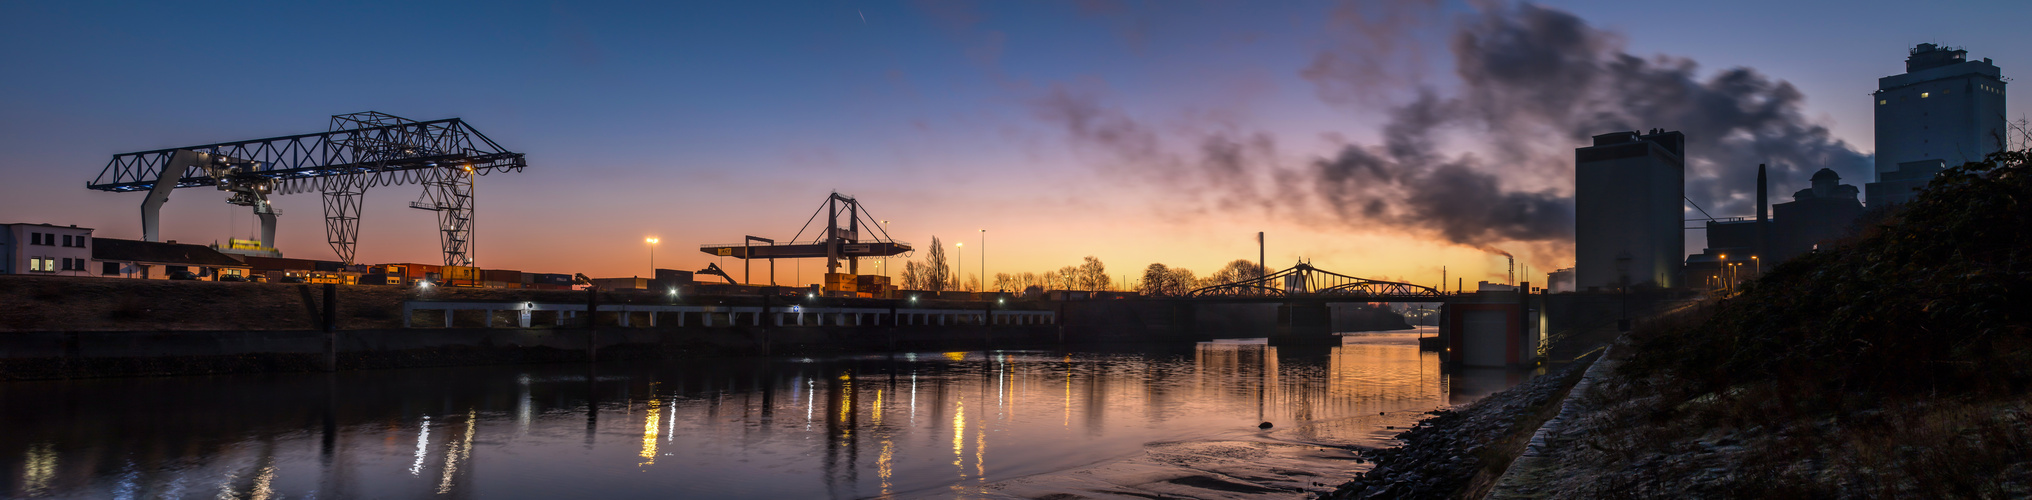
[1185,261,1446,302]
[86,112,527,266]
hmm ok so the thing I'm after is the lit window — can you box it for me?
[1921,92,1930,98]
[1879,100,1888,105]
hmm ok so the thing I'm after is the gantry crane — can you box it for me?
[698,193,912,285]
[86,112,527,267]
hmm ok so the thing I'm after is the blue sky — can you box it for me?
[2,1,2024,285]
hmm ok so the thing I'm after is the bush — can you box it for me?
[1624,148,2032,400]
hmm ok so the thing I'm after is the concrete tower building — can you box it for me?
[1575,130,1685,291]
[1868,43,2008,207]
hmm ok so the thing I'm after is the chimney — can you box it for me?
[1756,164,1769,260]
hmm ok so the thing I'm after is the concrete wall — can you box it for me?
[0,323,1067,381]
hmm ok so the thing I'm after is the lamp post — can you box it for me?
[955,242,965,291]
[980,229,986,292]
[1718,253,1728,295]
[646,237,659,277]
[1752,255,1760,277]
[880,220,890,279]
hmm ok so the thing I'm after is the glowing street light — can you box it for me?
[956,242,965,291]
[646,237,660,276]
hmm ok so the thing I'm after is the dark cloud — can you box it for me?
[1308,90,1572,254]
[1034,0,1869,261]
[1441,3,1871,213]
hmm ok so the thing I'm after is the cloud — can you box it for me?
[1032,0,1869,265]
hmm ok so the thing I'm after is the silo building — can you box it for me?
[1868,43,2008,207]
[1575,129,1685,291]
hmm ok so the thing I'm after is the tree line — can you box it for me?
[887,237,1265,296]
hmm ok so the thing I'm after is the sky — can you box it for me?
[2,0,2026,289]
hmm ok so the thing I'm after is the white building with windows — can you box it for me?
[0,223,95,276]
[1869,43,2008,207]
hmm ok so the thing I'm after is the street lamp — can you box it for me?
[1717,253,1728,294]
[646,237,659,276]
[880,220,890,279]
[955,242,965,291]
[980,229,987,292]
[1752,255,1760,277]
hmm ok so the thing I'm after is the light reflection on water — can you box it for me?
[0,328,1533,499]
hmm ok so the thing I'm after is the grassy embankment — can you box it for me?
[1542,148,2032,497]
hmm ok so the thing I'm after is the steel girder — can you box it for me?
[89,113,525,266]
[413,167,478,267]
[1186,261,1445,300]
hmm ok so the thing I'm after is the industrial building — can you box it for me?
[93,238,252,280]
[1869,43,2008,207]
[1575,129,1685,291]
[1544,268,1575,293]
[0,223,96,277]
[1688,165,1864,291]
[241,256,361,284]
[1772,169,1865,259]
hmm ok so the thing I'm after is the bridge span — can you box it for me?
[1173,261,1537,368]
[1183,261,1448,302]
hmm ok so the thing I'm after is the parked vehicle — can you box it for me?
[277,276,307,283]
[217,275,247,282]
[168,271,199,281]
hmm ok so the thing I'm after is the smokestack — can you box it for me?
[1508,255,1515,286]
[1756,164,1769,260]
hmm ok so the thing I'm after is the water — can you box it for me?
[0,327,1534,499]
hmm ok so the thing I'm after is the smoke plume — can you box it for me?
[1034,1,1871,263]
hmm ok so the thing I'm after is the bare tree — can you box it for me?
[911,236,949,292]
[1140,263,1181,296]
[1077,256,1110,291]
[1168,266,1198,295]
[901,260,925,290]
[1205,259,1265,287]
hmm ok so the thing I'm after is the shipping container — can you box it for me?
[655,269,695,283]
[824,273,858,293]
[591,277,649,290]
[243,256,329,273]
[531,273,573,286]
[481,269,522,283]
[443,266,482,287]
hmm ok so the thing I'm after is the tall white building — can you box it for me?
[0,223,96,276]
[1575,130,1685,291]
[1869,43,2008,207]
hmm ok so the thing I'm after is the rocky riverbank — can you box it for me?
[1322,353,1599,499]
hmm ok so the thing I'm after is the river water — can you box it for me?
[1,327,1534,499]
